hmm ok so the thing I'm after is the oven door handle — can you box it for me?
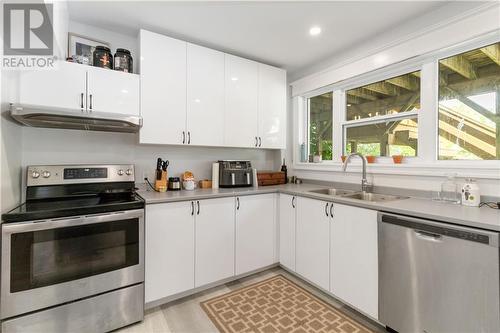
[2,209,144,234]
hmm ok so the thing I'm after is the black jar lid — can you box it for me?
[169,177,180,181]
[115,48,131,55]
[95,45,111,53]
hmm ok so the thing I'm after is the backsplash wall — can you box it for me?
[21,127,279,197]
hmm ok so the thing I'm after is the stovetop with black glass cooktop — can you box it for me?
[2,164,145,223]
[2,192,145,223]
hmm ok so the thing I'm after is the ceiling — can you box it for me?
[67,1,490,78]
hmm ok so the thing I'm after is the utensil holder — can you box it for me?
[155,171,168,191]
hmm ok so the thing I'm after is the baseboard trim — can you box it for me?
[145,263,280,310]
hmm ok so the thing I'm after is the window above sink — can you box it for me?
[293,33,500,179]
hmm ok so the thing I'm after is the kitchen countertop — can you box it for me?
[138,183,500,232]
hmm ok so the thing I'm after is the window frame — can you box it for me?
[293,32,500,178]
[305,92,334,161]
[436,42,500,162]
[341,67,422,160]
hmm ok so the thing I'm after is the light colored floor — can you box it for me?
[117,267,385,333]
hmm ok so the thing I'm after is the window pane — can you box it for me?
[438,42,500,160]
[308,92,333,160]
[346,71,421,121]
[345,118,418,157]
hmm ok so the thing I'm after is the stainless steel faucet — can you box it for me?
[342,153,371,192]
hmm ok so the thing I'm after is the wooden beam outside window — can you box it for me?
[440,54,477,80]
[386,74,419,91]
[480,43,500,66]
[364,82,400,96]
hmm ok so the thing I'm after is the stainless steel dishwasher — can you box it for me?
[378,213,500,333]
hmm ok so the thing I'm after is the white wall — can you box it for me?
[21,127,277,194]
[1,72,23,213]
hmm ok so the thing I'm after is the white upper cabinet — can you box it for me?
[279,194,296,271]
[258,64,286,149]
[87,67,139,116]
[137,29,286,148]
[330,204,378,319]
[296,197,330,291]
[235,194,276,275]
[224,54,259,148]
[16,61,140,116]
[195,198,235,287]
[186,43,225,146]
[140,29,187,144]
[17,61,88,110]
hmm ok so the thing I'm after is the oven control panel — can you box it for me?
[27,165,135,186]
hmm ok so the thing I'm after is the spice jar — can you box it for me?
[114,48,133,73]
[93,45,113,69]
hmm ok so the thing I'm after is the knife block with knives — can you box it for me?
[154,158,169,191]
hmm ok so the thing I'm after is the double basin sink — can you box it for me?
[308,188,408,202]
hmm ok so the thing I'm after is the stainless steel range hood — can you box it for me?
[9,104,143,133]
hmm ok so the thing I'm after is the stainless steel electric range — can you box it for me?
[1,164,145,333]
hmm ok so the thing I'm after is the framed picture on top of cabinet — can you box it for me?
[68,32,109,66]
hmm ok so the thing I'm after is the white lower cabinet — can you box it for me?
[146,194,277,304]
[296,197,331,291]
[279,194,296,271]
[235,194,276,275]
[195,198,235,287]
[145,201,195,303]
[330,203,378,319]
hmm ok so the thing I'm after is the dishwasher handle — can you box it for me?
[414,230,442,242]
[379,213,499,247]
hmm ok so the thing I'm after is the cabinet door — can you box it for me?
[296,197,330,291]
[224,54,259,147]
[140,29,187,144]
[145,202,194,303]
[279,194,296,271]
[17,61,87,110]
[235,194,276,275]
[330,204,378,319]
[186,43,225,146]
[258,64,286,149]
[87,67,139,116]
[195,198,235,287]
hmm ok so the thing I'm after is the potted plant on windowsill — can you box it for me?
[366,155,376,163]
[392,155,404,164]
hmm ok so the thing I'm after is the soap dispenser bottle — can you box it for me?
[461,178,480,207]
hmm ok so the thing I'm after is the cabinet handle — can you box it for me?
[236,197,240,210]
[291,196,296,208]
[191,201,194,215]
[325,203,329,217]
[258,137,262,147]
[196,200,200,215]
[80,93,84,109]
[188,132,191,144]
[182,131,186,144]
[89,94,93,110]
[255,137,258,147]
[330,204,334,218]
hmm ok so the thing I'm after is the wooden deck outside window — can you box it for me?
[438,42,500,160]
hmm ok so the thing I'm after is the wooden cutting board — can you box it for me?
[257,171,286,186]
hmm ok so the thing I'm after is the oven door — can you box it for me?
[1,209,144,319]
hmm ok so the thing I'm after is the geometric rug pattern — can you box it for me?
[201,275,374,333]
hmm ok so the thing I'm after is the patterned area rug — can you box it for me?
[200,275,374,333]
